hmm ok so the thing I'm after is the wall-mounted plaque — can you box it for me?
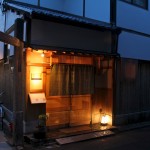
[29,93,46,104]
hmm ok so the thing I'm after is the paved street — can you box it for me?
[0,125,150,150]
[45,126,150,150]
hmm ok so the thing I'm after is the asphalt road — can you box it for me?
[45,126,150,150]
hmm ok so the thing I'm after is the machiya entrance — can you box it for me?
[27,49,113,134]
[43,53,113,131]
[46,64,94,129]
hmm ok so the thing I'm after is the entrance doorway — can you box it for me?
[46,64,94,129]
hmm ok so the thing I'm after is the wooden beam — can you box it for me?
[13,18,24,146]
[0,31,20,47]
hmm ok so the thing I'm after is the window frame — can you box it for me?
[121,0,148,10]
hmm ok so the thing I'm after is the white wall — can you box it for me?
[14,0,38,5]
[40,0,64,11]
[0,10,21,59]
[85,0,110,23]
[6,10,22,31]
[0,10,5,59]
[63,0,83,16]
[118,31,150,61]
[117,0,150,34]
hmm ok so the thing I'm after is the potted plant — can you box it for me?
[33,114,48,139]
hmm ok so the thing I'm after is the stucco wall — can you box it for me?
[117,0,150,34]
[118,31,150,60]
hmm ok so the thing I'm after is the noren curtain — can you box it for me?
[49,64,94,96]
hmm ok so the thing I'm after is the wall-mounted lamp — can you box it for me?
[41,50,45,57]
[31,73,42,80]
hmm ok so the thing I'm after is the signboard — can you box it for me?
[31,19,112,53]
[29,93,46,104]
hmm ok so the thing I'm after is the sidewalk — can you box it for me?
[0,131,27,150]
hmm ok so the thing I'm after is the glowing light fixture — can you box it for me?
[31,73,42,80]
[101,114,108,126]
[41,51,45,57]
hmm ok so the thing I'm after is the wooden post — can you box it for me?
[0,23,24,146]
[13,18,24,146]
[0,31,20,47]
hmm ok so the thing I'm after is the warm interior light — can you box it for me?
[31,73,42,80]
[101,115,109,126]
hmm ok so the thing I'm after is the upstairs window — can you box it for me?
[122,0,148,9]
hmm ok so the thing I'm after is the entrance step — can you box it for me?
[24,134,57,147]
[56,130,115,145]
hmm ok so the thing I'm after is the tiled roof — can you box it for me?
[4,1,116,30]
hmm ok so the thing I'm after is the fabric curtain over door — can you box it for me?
[49,64,94,96]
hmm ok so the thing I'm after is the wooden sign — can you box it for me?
[29,93,46,104]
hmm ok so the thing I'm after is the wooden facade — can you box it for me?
[1,0,150,147]
[114,58,150,125]
[25,49,114,131]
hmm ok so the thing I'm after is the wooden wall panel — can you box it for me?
[114,58,150,125]
[2,58,14,111]
[46,97,70,112]
[47,111,69,126]
[139,62,150,111]
[0,61,4,100]
[46,95,91,127]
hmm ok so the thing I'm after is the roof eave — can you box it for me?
[4,1,119,32]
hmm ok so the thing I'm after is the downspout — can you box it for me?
[112,27,122,125]
[110,0,122,125]
[110,0,116,27]
[37,0,40,7]
[83,0,85,17]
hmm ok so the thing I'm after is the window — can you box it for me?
[122,0,148,9]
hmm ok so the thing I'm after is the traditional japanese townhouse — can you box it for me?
[3,0,150,146]
[0,0,120,144]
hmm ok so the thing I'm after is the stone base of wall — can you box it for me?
[113,111,150,126]
[23,120,38,134]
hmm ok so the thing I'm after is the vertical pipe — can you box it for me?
[37,0,40,7]
[83,0,85,17]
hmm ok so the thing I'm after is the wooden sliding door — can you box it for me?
[46,64,94,128]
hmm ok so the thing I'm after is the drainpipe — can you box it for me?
[112,28,121,126]
[37,0,40,7]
